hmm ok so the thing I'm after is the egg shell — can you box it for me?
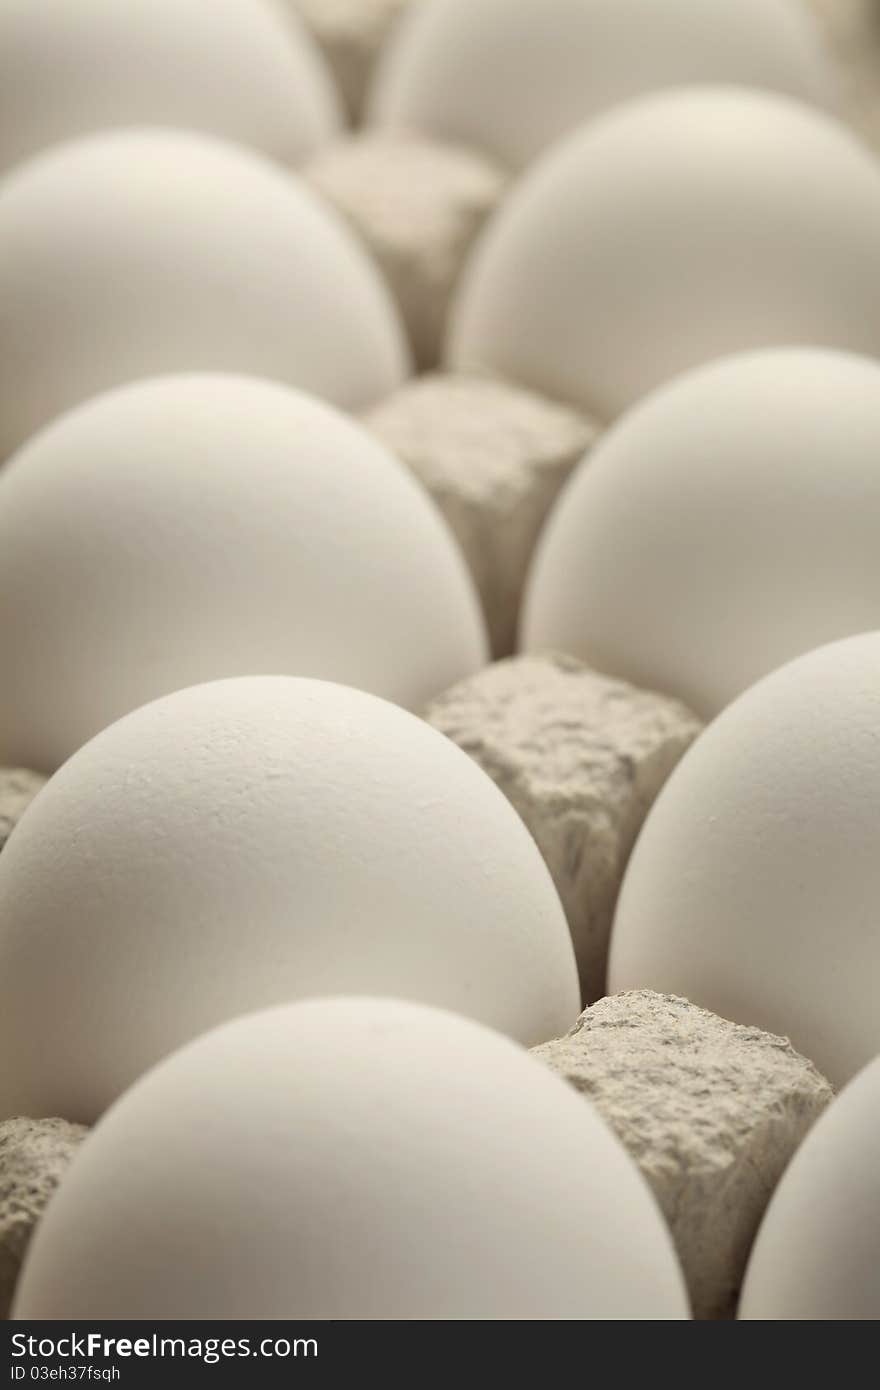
[608,632,880,1087]
[448,87,880,420]
[522,349,880,717]
[0,677,580,1122]
[12,997,688,1319]
[0,0,340,176]
[0,373,486,771]
[369,0,836,171]
[0,128,410,458]
[739,1054,880,1320]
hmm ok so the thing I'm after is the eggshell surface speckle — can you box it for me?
[370,0,835,171]
[739,1055,880,1320]
[0,374,486,771]
[12,998,688,1319]
[608,633,880,1088]
[0,677,580,1122]
[0,0,340,176]
[522,349,880,717]
[449,88,880,420]
[0,128,410,458]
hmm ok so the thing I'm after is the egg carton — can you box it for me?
[1,0,880,1326]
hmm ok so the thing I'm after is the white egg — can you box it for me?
[0,128,410,458]
[448,87,880,420]
[522,349,880,718]
[739,1055,880,1320]
[0,373,486,771]
[12,997,688,1319]
[370,0,835,171]
[608,633,880,1088]
[0,0,340,176]
[0,677,580,1122]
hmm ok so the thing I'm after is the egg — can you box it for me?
[0,677,580,1121]
[369,0,835,171]
[448,87,880,421]
[0,0,340,176]
[522,349,880,718]
[11,997,688,1319]
[0,128,410,458]
[739,1055,880,1320]
[608,633,880,1088]
[0,373,486,771]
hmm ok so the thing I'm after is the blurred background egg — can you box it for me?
[0,677,579,1122]
[0,374,486,770]
[0,128,410,458]
[0,0,340,177]
[608,633,880,1088]
[12,997,688,1319]
[522,349,880,718]
[448,87,880,421]
[369,0,835,170]
[739,1054,880,1320]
